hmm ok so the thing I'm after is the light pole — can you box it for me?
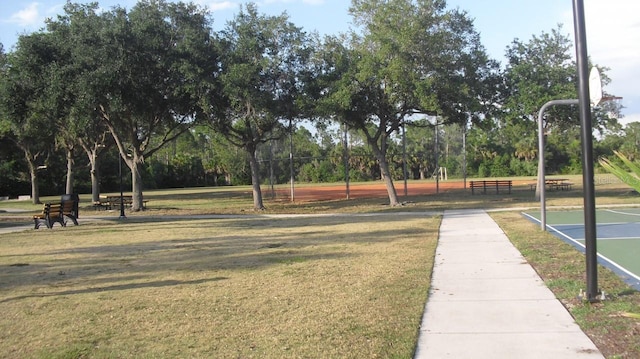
[462,121,467,189]
[402,122,408,197]
[434,120,439,194]
[343,123,350,200]
[289,118,295,202]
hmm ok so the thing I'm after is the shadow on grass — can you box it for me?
[1,214,433,296]
[0,277,229,303]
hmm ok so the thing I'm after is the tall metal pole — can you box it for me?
[572,0,599,301]
[402,122,408,197]
[289,119,295,202]
[434,122,439,194]
[537,99,579,231]
[343,123,350,200]
[462,123,467,189]
[269,140,275,199]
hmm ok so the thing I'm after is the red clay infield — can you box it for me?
[270,180,467,202]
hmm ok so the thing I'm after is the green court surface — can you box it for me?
[523,208,640,291]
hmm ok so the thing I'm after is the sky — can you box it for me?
[1,0,639,125]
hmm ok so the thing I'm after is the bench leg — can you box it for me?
[47,217,64,228]
[66,215,79,226]
[34,217,53,229]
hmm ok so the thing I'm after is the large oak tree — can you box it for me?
[210,4,313,210]
[82,0,219,210]
[0,33,60,204]
[318,0,497,206]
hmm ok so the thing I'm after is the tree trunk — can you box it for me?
[369,140,400,206]
[81,142,105,204]
[90,152,101,203]
[130,156,144,211]
[29,163,41,205]
[23,151,42,204]
[379,154,400,206]
[248,148,265,210]
[65,148,75,195]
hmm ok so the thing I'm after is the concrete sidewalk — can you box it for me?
[414,209,604,358]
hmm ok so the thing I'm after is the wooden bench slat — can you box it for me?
[470,180,512,195]
[94,195,147,210]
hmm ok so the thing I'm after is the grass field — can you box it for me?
[0,174,639,358]
[0,213,439,358]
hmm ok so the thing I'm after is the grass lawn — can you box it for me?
[0,214,439,358]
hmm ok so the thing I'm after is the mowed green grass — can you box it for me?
[0,214,439,358]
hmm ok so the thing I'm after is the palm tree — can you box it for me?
[599,151,640,191]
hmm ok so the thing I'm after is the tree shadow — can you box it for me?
[0,277,228,303]
[1,214,435,297]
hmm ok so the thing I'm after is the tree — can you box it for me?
[84,0,219,210]
[210,4,313,210]
[620,123,640,161]
[318,0,496,205]
[42,2,115,202]
[502,26,623,177]
[0,33,60,204]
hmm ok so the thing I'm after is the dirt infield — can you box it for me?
[270,180,468,202]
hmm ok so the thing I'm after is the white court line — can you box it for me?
[576,237,640,241]
[605,209,640,217]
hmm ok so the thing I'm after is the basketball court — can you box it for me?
[523,208,640,291]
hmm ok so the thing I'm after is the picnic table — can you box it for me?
[93,195,148,210]
[529,178,574,191]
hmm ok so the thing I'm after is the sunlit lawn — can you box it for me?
[0,214,439,358]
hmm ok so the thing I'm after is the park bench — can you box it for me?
[470,180,512,195]
[33,195,79,229]
[93,195,147,210]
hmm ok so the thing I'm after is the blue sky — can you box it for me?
[1,0,638,124]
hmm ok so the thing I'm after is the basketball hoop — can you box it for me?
[589,67,602,106]
[589,67,623,106]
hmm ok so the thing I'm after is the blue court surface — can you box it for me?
[523,208,640,291]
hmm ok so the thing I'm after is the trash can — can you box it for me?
[61,193,80,218]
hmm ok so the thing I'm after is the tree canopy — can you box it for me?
[316,0,498,205]
[44,0,220,210]
[210,3,313,210]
